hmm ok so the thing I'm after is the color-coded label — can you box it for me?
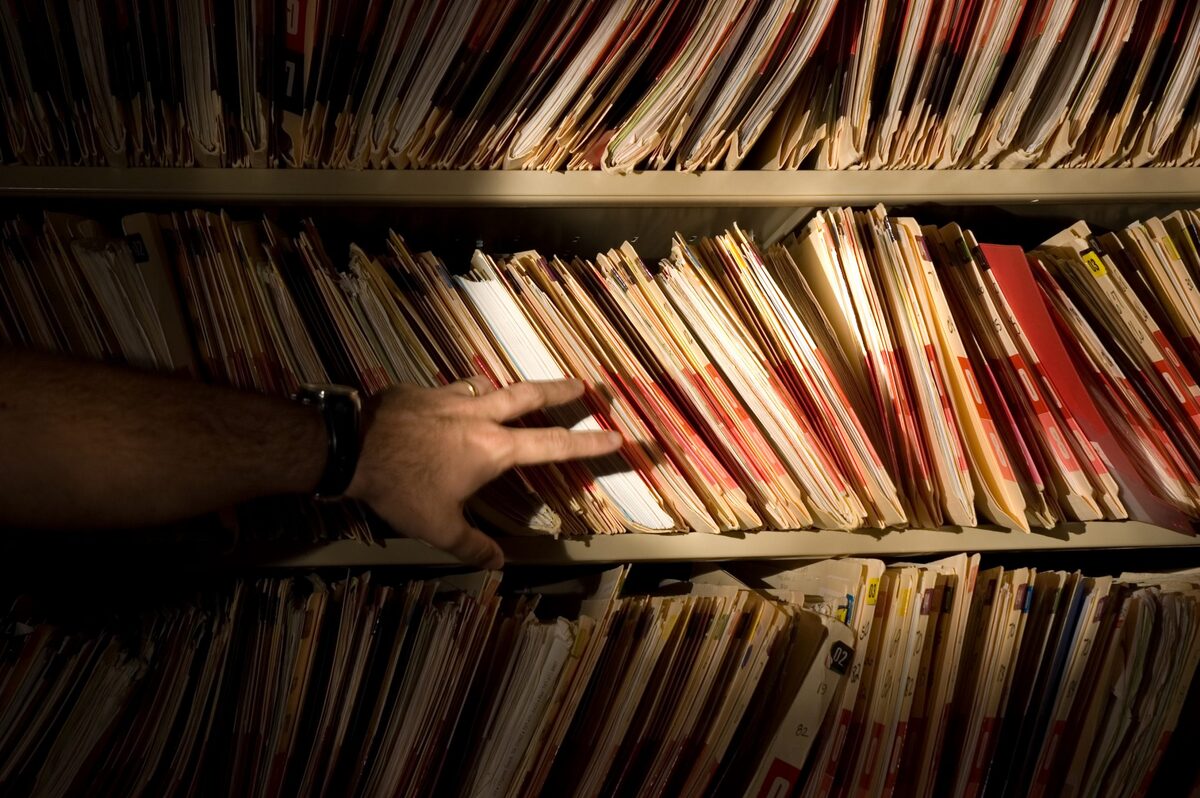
[1164,236,1181,262]
[1082,251,1107,277]
[829,641,853,675]
[756,760,801,798]
[917,236,932,261]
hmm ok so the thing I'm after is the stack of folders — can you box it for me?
[2,559,1199,796]
[2,1,1199,170]
[11,205,1200,538]
[0,210,378,542]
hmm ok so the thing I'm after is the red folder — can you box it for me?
[980,243,1194,534]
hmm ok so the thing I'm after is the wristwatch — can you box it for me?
[293,383,363,499]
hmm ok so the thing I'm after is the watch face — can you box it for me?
[299,383,361,404]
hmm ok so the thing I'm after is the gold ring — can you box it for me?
[460,379,479,397]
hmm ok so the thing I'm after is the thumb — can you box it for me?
[444,521,505,570]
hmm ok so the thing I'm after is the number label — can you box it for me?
[829,641,853,675]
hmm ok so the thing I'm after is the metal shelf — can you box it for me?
[3,167,1200,206]
[8,165,1200,567]
[238,521,1199,567]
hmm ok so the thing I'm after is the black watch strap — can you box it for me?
[293,384,362,499]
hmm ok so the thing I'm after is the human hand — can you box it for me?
[346,377,622,569]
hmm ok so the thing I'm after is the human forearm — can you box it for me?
[0,350,325,528]
[0,350,624,568]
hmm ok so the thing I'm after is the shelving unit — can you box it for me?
[8,5,1200,792]
[6,164,1200,565]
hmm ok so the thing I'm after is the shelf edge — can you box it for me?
[4,168,1200,205]
[241,521,1199,567]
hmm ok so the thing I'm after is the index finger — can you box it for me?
[476,379,586,422]
[503,426,623,468]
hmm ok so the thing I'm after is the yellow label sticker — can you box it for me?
[712,615,729,638]
[867,579,880,606]
[1164,237,1181,262]
[1082,251,1107,277]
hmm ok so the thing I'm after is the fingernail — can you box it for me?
[607,431,623,446]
